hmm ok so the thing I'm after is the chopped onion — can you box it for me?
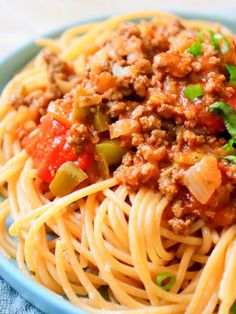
[109,119,139,139]
[55,78,73,94]
[183,155,222,204]
[112,64,131,77]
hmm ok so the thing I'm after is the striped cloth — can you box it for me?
[0,277,42,314]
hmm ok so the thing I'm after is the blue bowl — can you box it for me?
[0,12,236,314]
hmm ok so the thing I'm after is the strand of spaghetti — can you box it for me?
[8,178,20,220]
[23,179,117,272]
[176,243,188,258]
[107,191,129,250]
[92,194,144,308]
[186,225,236,314]
[0,150,6,167]
[193,270,222,314]
[181,271,202,294]
[0,239,10,258]
[201,290,219,314]
[55,240,111,312]
[0,150,27,185]
[191,254,208,264]
[96,191,129,252]
[22,72,48,89]
[218,239,236,314]
[96,304,186,314]
[211,229,220,244]
[171,246,195,293]
[104,188,131,216]
[17,174,33,217]
[19,159,43,209]
[160,228,202,246]
[74,200,88,268]
[37,226,64,293]
[155,197,174,262]
[96,239,179,278]
[0,67,45,109]
[46,262,89,295]
[0,198,17,251]
[36,39,61,53]
[9,178,117,236]
[13,140,22,155]
[57,212,120,310]
[130,190,192,304]
[131,189,160,305]
[145,192,165,266]
[2,133,14,161]
[79,217,89,269]
[62,11,176,60]
[197,225,212,255]
[118,280,148,300]
[87,197,147,279]
[0,200,16,257]
[39,244,104,285]
[0,208,17,256]
[0,111,16,140]
[16,234,30,275]
[102,223,129,253]
[60,23,98,45]
[188,220,204,234]
[34,247,62,293]
[112,270,143,290]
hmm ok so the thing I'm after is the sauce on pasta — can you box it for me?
[0,11,236,314]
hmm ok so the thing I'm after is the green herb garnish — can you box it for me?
[187,41,202,57]
[222,138,236,154]
[224,155,236,164]
[183,84,205,101]
[214,33,230,53]
[209,102,236,139]
[156,272,176,291]
[226,64,236,83]
[198,29,230,53]
[209,101,236,162]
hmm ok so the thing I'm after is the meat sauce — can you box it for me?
[20,19,236,233]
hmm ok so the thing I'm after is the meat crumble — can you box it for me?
[20,18,236,233]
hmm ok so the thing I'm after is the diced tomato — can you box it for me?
[196,107,225,134]
[225,94,236,112]
[47,98,73,127]
[75,150,94,170]
[23,115,92,183]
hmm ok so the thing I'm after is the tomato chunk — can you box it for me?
[23,116,93,183]
[226,94,236,112]
[196,107,225,133]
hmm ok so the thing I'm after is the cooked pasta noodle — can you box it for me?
[0,11,235,314]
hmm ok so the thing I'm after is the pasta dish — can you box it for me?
[0,11,236,314]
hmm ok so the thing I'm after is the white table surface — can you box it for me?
[0,0,236,58]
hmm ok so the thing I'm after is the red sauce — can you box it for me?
[23,116,93,183]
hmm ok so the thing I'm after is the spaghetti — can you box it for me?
[0,11,235,314]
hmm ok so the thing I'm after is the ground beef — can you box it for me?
[67,123,99,153]
[168,216,194,234]
[21,18,236,233]
[153,52,193,78]
[115,159,160,189]
[226,165,236,183]
[158,165,182,199]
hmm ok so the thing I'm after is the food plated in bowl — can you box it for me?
[0,10,236,314]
